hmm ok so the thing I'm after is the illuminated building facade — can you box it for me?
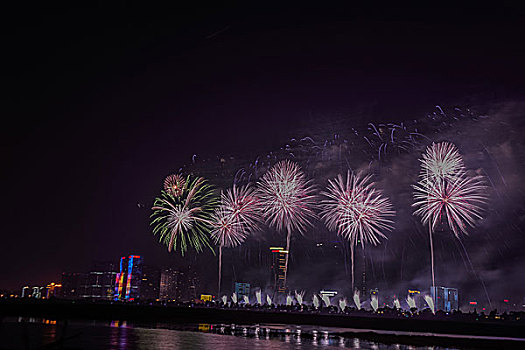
[269,247,288,296]
[235,282,250,298]
[159,268,182,301]
[431,286,459,312]
[32,286,43,299]
[200,294,213,302]
[114,255,143,301]
[45,283,62,298]
[81,262,117,300]
[21,286,30,298]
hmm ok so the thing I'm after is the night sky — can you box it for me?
[2,3,525,305]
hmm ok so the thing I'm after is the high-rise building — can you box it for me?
[21,286,30,298]
[159,268,182,301]
[81,262,117,300]
[61,272,84,299]
[269,247,288,296]
[235,282,250,298]
[185,269,199,302]
[443,287,458,311]
[114,255,143,301]
[141,265,161,301]
[431,286,459,312]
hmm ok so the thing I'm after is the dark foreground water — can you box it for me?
[1,317,457,349]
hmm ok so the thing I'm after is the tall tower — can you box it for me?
[269,247,288,297]
[114,255,143,301]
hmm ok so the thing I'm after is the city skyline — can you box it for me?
[2,3,525,311]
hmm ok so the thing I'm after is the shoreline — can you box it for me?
[2,299,524,347]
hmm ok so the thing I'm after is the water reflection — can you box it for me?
[2,317,459,349]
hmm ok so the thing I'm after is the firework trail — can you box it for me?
[151,174,218,255]
[210,184,261,295]
[394,298,401,309]
[353,290,361,310]
[321,294,331,307]
[406,295,416,310]
[413,142,487,293]
[371,294,379,312]
[257,160,317,290]
[320,171,395,290]
[313,294,320,309]
[339,298,347,312]
[286,295,294,306]
[424,295,435,314]
[295,290,305,305]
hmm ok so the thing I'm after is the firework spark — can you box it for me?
[163,174,186,197]
[420,142,465,183]
[320,171,395,247]
[257,160,317,234]
[210,184,261,248]
[151,175,218,255]
[413,171,487,238]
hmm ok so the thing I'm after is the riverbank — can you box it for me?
[1,299,524,343]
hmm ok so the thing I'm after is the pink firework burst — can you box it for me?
[320,171,395,246]
[210,184,261,248]
[164,174,186,197]
[413,171,487,238]
[257,160,317,234]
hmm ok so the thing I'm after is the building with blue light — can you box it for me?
[431,286,459,312]
[114,255,143,301]
[235,282,250,298]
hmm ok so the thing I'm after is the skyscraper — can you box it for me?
[269,247,288,297]
[159,268,182,301]
[81,262,117,300]
[114,255,143,301]
[141,265,161,301]
[431,286,459,312]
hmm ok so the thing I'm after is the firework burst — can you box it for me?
[413,141,487,295]
[257,160,317,289]
[210,184,261,295]
[151,174,218,255]
[210,184,261,248]
[257,160,317,234]
[413,171,487,238]
[163,174,186,197]
[420,142,465,183]
[321,171,394,290]
[321,171,395,246]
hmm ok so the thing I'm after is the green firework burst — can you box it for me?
[151,174,219,255]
